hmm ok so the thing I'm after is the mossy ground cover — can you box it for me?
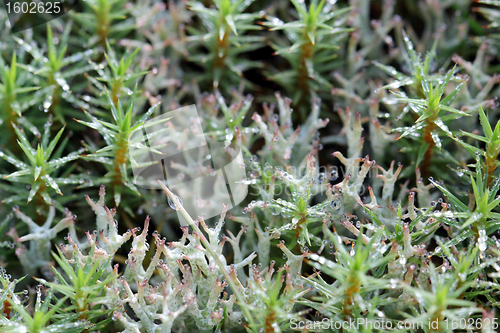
[1,0,500,332]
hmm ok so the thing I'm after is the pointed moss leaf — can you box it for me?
[460,130,489,143]
[429,178,469,212]
[34,165,42,181]
[27,182,42,203]
[41,174,63,195]
[478,104,493,139]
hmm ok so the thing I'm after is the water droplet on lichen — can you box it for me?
[330,199,342,210]
[168,195,183,210]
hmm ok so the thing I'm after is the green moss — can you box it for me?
[1,0,500,332]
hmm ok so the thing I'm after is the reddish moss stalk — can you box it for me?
[113,136,128,186]
[33,182,48,225]
[429,309,444,333]
[3,298,11,319]
[213,26,231,86]
[420,120,436,177]
[47,74,61,115]
[342,275,360,318]
[296,37,314,111]
[97,9,110,47]
[5,91,21,149]
[6,111,18,147]
[111,81,122,106]
[264,310,277,333]
[485,147,498,187]
[77,299,90,333]
[298,40,313,94]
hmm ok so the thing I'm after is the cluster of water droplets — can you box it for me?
[476,229,487,252]
[0,266,12,282]
[0,241,15,249]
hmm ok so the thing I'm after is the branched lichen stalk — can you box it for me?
[157,180,258,332]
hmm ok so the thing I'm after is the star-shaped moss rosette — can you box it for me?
[14,25,95,124]
[186,0,264,89]
[263,0,352,105]
[388,64,470,174]
[76,89,162,208]
[453,104,500,187]
[0,53,40,143]
[0,117,84,213]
